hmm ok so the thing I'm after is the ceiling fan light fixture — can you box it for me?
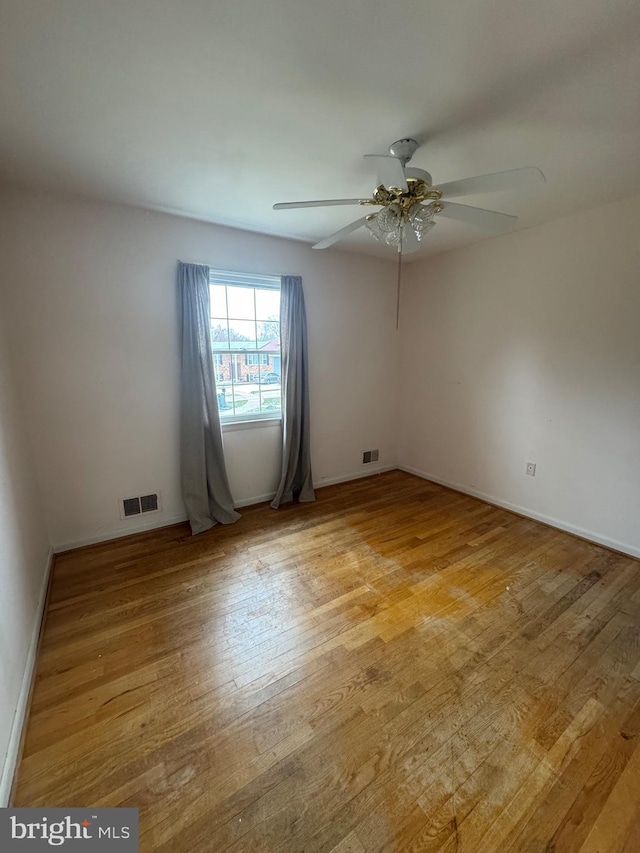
[377,204,401,233]
[365,213,384,242]
[366,201,437,247]
[408,202,437,240]
[414,219,436,241]
[365,213,401,245]
[366,204,403,245]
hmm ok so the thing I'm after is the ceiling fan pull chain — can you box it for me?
[396,234,402,331]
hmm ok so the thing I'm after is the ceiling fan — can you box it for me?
[273,138,545,255]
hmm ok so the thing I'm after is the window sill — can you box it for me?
[221,417,282,433]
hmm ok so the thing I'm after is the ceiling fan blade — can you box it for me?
[363,155,407,191]
[273,198,366,210]
[312,216,369,250]
[436,201,518,232]
[400,225,424,255]
[432,167,545,199]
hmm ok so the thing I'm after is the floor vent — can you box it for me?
[121,492,162,519]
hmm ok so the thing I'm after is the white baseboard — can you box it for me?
[54,512,189,553]
[234,492,276,508]
[233,465,398,506]
[54,468,400,552]
[316,463,397,489]
[398,465,640,560]
[235,464,398,505]
[0,547,54,807]
[53,463,638,559]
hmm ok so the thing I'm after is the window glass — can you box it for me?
[209,274,281,422]
[257,320,280,348]
[226,286,255,321]
[255,288,280,320]
[211,320,229,350]
[210,285,227,317]
[228,318,257,346]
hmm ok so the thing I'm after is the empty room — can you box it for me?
[1,0,639,850]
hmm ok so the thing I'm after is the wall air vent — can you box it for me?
[140,493,159,513]
[122,497,141,517]
[362,450,379,464]
[120,492,162,520]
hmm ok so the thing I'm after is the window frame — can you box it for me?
[245,353,270,366]
[209,269,282,426]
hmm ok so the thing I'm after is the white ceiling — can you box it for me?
[1,0,639,259]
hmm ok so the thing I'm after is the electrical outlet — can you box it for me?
[526,462,536,477]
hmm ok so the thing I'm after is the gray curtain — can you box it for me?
[271,276,315,508]
[178,261,240,534]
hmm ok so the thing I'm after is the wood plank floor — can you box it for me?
[14,471,640,852]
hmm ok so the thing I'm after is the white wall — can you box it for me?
[3,184,636,561]
[0,311,51,804]
[0,188,399,550]
[399,193,640,557]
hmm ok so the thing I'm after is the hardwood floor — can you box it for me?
[14,471,640,851]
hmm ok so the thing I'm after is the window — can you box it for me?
[212,353,225,382]
[209,270,281,422]
[245,353,269,366]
